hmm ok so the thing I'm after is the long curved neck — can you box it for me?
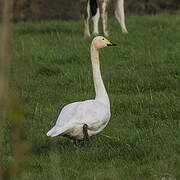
[90,44,110,107]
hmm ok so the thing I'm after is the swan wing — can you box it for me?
[74,100,110,130]
[47,102,82,137]
[55,101,82,126]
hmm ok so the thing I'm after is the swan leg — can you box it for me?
[74,139,80,146]
[83,124,89,141]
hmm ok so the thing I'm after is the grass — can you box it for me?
[1,15,180,179]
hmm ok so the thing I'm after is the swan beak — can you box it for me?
[107,42,117,46]
[105,39,117,46]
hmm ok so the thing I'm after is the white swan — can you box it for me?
[47,36,116,140]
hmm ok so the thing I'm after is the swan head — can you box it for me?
[92,36,116,49]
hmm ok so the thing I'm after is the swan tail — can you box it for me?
[46,127,63,137]
[46,126,70,137]
[47,127,56,137]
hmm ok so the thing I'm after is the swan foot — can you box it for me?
[83,124,89,141]
[74,139,80,146]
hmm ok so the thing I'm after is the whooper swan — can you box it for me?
[47,36,116,140]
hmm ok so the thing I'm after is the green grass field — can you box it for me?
[1,15,180,180]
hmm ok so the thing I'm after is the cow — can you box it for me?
[81,0,128,37]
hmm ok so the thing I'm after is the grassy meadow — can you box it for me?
[1,15,180,179]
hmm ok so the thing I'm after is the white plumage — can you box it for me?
[47,36,116,140]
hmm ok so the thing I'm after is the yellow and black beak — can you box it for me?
[104,39,117,46]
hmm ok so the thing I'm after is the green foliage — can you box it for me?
[2,15,180,179]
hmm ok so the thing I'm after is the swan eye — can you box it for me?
[102,38,104,40]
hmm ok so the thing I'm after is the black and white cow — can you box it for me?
[81,0,128,37]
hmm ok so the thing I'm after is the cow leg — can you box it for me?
[101,0,109,36]
[92,8,100,35]
[81,0,90,37]
[115,0,128,33]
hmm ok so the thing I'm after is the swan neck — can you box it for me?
[90,45,110,106]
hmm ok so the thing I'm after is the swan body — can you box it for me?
[47,36,116,140]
